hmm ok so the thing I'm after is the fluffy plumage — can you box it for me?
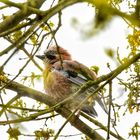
[36,46,107,117]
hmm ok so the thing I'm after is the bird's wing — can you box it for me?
[54,60,96,85]
[53,60,108,114]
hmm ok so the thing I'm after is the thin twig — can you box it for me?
[0,94,20,117]
[81,112,125,140]
[1,50,140,139]
[50,0,56,8]
[7,108,23,118]
[46,11,63,68]
[135,0,140,19]
[0,5,8,10]
[107,81,112,140]
[0,93,11,128]
[0,19,36,37]
[0,112,58,125]
[0,104,46,112]
[22,48,43,71]
[53,51,140,139]
[0,37,42,91]
[20,132,82,138]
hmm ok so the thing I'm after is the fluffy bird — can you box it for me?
[36,46,107,117]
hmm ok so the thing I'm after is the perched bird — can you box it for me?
[36,46,107,117]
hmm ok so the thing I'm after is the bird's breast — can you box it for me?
[43,69,76,101]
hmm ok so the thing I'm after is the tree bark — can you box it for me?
[3,79,105,140]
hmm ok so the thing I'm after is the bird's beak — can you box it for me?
[35,55,45,60]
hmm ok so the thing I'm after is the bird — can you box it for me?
[36,46,107,117]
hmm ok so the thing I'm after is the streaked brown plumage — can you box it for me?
[36,46,107,117]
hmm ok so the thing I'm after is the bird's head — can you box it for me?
[36,46,71,64]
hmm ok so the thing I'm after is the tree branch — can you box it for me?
[0,94,20,117]
[0,0,139,36]
[81,112,125,140]
[0,0,46,33]
[1,80,105,140]
[0,109,58,125]
[1,52,139,139]
[47,52,140,110]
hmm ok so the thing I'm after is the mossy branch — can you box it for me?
[0,0,46,33]
[1,52,140,139]
[0,79,105,140]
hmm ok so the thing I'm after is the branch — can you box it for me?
[0,94,20,117]
[0,104,45,112]
[48,52,140,110]
[22,48,43,72]
[81,112,125,140]
[1,0,139,58]
[0,0,46,33]
[84,0,140,27]
[0,109,58,125]
[0,0,83,57]
[0,19,35,37]
[135,0,140,19]
[0,0,139,37]
[1,52,139,139]
[1,80,105,140]
[0,0,83,35]
[107,81,112,140]
[0,0,45,15]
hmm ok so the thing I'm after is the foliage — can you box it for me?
[0,0,140,140]
[34,128,54,140]
[129,122,140,140]
[7,128,21,140]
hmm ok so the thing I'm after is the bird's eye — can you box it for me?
[47,54,56,60]
[45,50,56,60]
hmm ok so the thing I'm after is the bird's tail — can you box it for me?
[81,106,98,117]
[89,86,108,115]
[96,94,108,114]
[81,95,108,117]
